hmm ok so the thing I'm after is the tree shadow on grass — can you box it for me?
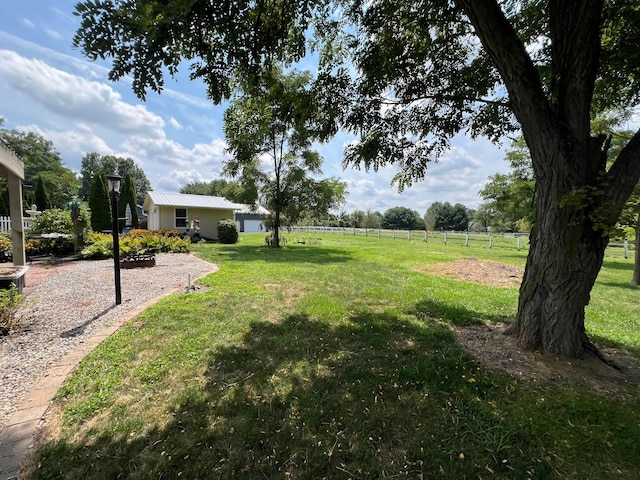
[596,280,639,290]
[34,310,640,480]
[587,332,640,358]
[409,299,513,326]
[33,310,549,479]
[601,259,635,271]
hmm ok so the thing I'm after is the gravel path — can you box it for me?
[0,253,217,429]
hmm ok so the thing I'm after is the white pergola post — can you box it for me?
[0,139,26,266]
[7,176,25,266]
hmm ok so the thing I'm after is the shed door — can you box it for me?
[243,220,263,233]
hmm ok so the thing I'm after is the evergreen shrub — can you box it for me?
[218,219,239,244]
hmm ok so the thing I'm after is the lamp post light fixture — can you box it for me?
[106,172,123,305]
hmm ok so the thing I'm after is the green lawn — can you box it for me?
[32,234,639,479]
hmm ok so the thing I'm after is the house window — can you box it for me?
[175,208,188,228]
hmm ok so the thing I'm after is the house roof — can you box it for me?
[235,204,270,215]
[143,192,240,211]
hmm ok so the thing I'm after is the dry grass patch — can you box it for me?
[415,257,523,288]
[261,283,307,322]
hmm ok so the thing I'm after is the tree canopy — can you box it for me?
[119,173,139,230]
[79,153,151,205]
[478,137,536,233]
[73,0,640,358]
[381,206,425,230]
[180,179,250,204]
[88,172,111,232]
[0,127,78,210]
[34,176,52,211]
[424,202,472,232]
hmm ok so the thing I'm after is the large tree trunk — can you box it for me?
[458,0,640,359]
[509,189,608,358]
[504,128,612,359]
[510,133,640,358]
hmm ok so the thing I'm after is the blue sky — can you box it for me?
[0,0,511,214]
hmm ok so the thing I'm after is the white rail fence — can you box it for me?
[2,216,634,259]
[0,216,33,233]
[287,225,636,259]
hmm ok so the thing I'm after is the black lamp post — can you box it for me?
[106,172,123,305]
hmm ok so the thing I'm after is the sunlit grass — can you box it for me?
[31,233,639,479]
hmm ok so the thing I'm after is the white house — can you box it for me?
[142,192,239,240]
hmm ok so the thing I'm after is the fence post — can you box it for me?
[424,230,428,242]
[465,233,469,247]
[408,230,411,241]
[378,229,381,238]
[489,236,493,249]
[624,239,629,259]
[393,229,396,239]
[517,236,521,251]
[444,232,447,245]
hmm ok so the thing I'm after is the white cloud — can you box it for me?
[122,136,229,171]
[0,50,165,138]
[51,7,75,23]
[0,31,108,79]
[44,29,63,41]
[154,169,211,191]
[45,124,112,158]
[168,117,183,130]
[15,123,113,172]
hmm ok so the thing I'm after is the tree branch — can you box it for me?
[380,94,510,108]
[455,0,559,171]
[548,0,604,140]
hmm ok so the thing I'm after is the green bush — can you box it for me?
[27,209,73,235]
[79,233,113,259]
[26,209,74,256]
[122,230,191,254]
[217,219,239,244]
[79,230,191,259]
[0,284,22,336]
[156,228,183,238]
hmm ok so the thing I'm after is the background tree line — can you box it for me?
[0,118,149,233]
[0,119,78,213]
